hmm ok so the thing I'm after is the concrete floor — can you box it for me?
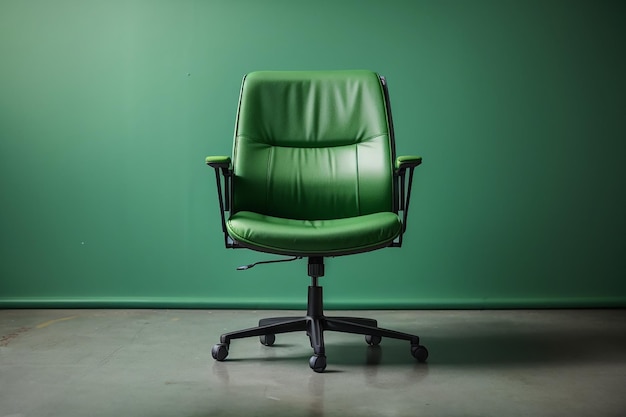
[1,309,625,417]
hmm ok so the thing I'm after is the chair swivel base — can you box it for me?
[211,282,428,372]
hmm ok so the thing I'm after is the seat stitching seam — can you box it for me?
[266,146,273,213]
[355,143,361,216]
[236,133,388,147]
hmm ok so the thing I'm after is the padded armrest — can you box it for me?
[396,155,422,170]
[206,155,231,169]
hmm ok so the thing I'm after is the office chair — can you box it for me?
[206,70,426,372]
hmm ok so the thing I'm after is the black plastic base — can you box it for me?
[214,257,425,371]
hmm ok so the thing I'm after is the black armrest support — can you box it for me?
[206,156,234,247]
[393,156,422,245]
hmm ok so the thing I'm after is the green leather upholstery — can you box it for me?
[396,155,423,170]
[227,70,398,255]
[205,155,231,169]
[227,211,401,256]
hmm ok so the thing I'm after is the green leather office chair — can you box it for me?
[206,70,426,372]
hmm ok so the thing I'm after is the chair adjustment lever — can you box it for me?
[237,256,303,270]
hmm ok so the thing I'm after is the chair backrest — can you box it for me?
[232,70,395,220]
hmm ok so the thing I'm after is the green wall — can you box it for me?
[1,0,625,308]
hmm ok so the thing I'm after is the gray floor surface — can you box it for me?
[1,308,625,417]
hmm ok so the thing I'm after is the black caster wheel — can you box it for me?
[260,334,276,346]
[411,345,428,363]
[309,354,327,373]
[365,335,382,346]
[211,343,229,361]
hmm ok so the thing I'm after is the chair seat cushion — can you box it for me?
[226,211,402,256]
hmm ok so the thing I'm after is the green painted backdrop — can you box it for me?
[1,0,625,308]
